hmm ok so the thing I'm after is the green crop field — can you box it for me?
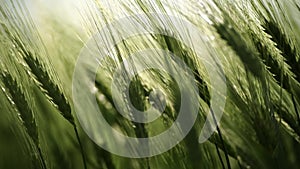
[0,0,300,169]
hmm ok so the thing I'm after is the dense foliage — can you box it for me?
[0,0,300,169]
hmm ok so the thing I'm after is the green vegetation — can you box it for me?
[0,0,300,168]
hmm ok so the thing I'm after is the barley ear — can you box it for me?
[0,72,47,169]
[1,72,39,145]
[23,53,74,124]
[23,52,87,169]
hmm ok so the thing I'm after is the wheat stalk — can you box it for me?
[22,51,87,169]
[0,72,47,169]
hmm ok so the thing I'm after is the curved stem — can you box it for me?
[211,109,231,169]
[73,125,87,169]
[37,146,47,169]
[215,143,226,169]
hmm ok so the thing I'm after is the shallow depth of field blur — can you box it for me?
[1,0,300,169]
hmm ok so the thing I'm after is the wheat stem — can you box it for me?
[37,146,47,169]
[73,125,87,169]
[211,109,231,169]
[215,143,226,169]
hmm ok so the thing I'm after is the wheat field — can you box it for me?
[0,0,300,169]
